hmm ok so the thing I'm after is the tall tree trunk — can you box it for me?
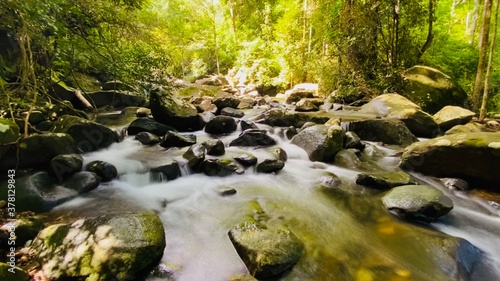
[419,0,436,60]
[470,0,481,44]
[228,0,236,43]
[479,0,499,120]
[472,0,492,111]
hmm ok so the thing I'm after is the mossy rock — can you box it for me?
[253,108,330,128]
[348,119,418,147]
[0,118,20,145]
[64,72,102,92]
[0,263,30,281]
[401,65,469,114]
[291,124,343,162]
[356,171,415,190]
[30,211,166,281]
[433,106,476,131]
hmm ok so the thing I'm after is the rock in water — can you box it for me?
[290,125,343,162]
[86,160,118,182]
[348,119,418,147]
[382,185,453,222]
[160,131,197,148]
[228,222,304,279]
[356,171,415,190]
[204,115,237,134]
[256,159,285,173]
[230,129,277,147]
[30,212,165,281]
[433,106,476,131]
[49,153,83,182]
[400,132,500,190]
[127,118,175,136]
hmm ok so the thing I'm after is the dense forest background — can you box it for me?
[1,0,499,113]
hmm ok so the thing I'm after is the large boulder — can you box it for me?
[149,87,203,131]
[86,91,147,108]
[360,93,439,137]
[0,133,77,170]
[400,132,500,190]
[85,160,118,182]
[382,185,453,222]
[433,106,476,131]
[51,115,119,152]
[401,65,469,114]
[30,212,165,281]
[228,222,304,279]
[348,119,418,147]
[291,125,344,162]
[64,72,102,92]
[127,118,176,136]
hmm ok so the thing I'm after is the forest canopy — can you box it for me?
[1,0,499,113]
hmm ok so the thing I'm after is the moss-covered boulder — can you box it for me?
[228,222,304,279]
[0,263,30,281]
[253,108,330,128]
[400,132,500,190]
[401,65,469,114]
[51,115,118,152]
[445,121,499,135]
[360,93,439,137]
[291,124,344,162]
[30,211,166,281]
[433,106,476,131]
[348,119,418,147]
[382,185,453,222]
[150,86,203,131]
[1,133,77,170]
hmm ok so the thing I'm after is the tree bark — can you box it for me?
[419,0,436,60]
[479,0,499,120]
[472,0,492,111]
[469,0,481,44]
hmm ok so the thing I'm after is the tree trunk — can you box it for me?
[479,0,499,120]
[472,0,492,111]
[228,0,236,43]
[419,0,436,60]
[469,0,481,44]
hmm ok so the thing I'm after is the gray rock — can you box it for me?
[150,160,181,181]
[228,222,304,279]
[349,119,418,147]
[86,160,118,182]
[285,91,315,104]
[291,125,344,162]
[256,159,285,173]
[382,185,453,222]
[334,149,362,169]
[202,139,225,156]
[160,131,197,148]
[230,130,277,147]
[344,131,365,150]
[127,118,175,136]
[86,90,147,108]
[233,153,258,167]
[213,97,240,112]
[253,108,329,128]
[356,171,415,190]
[318,172,342,189]
[30,212,165,281]
[201,159,240,177]
[135,132,160,145]
[433,106,476,131]
[440,178,470,191]
[49,153,83,182]
[183,144,206,172]
[295,98,319,112]
[204,115,237,135]
[221,107,245,118]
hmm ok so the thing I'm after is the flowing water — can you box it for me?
[49,111,500,281]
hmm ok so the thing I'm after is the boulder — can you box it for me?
[382,185,453,222]
[30,212,165,281]
[290,125,344,162]
[85,91,147,108]
[221,107,245,118]
[400,132,500,190]
[344,131,365,150]
[0,263,30,281]
[46,100,89,120]
[149,87,203,131]
[1,133,77,170]
[334,149,362,169]
[150,160,181,181]
[51,115,119,152]
[240,120,259,131]
[253,108,330,128]
[228,274,258,281]
[102,80,135,91]
[196,99,218,113]
[204,116,237,135]
[0,215,45,247]
[256,159,285,173]
[230,130,277,147]
[237,98,255,109]
[136,107,152,117]
[445,121,500,135]
[360,93,439,137]
[201,159,240,177]
[64,72,102,92]
[85,160,118,182]
[213,97,240,112]
[433,106,476,131]
[160,131,197,148]
[266,147,288,161]
[295,98,319,112]
[285,91,315,104]
[228,222,304,279]
[202,139,225,156]
[127,118,175,136]
[0,118,20,160]
[318,172,342,189]
[356,171,415,190]
[135,132,160,145]
[183,144,206,172]
[49,153,83,182]
[401,65,469,114]
[348,119,418,147]
[233,153,258,167]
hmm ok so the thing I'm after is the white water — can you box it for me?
[51,120,500,281]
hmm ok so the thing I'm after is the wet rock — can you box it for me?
[228,222,304,279]
[349,119,418,147]
[344,131,365,150]
[49,153,83,182]
[63,171,101,194]
[1,133,77,170]
[400,132,500,190]
[444,121,499,135]
[160,131,197,148]
[240,120,259,131]
[285,91,315,104]
[433,106,476,131]
[149,86,203,131]
[318,172,342,189]
[30,211,165,281]
[150,160,181,181]
[253,108,329,128]
[47,100,89,120]
[135,132,160,145]
[51,115,119,152]
[204,115,237,135]
[401,65,469,114]
[360,93,439,137]
[127,118,175,136]
[86,160,118,182]
[267,147,288,161]
[0,118,20,160]
[196,98,218,113]
[440,178,470,191]
[356,171,415,190]
[85,90,147,108]
[201,159,240,177]
[202,139,225,156]
[0,263,30,281]
[382,184,453,222]
[295,98,319,112]
[0,215,45,247]
[291,125,343,162]
[221,107,245,118]
[233,153,258,167]
[285,126,298,139]
[183,144,206,172]
[334,149,362,169]
[256,159,285,173]
[230,130,277,147]
[213,96,240,113]
[217,186,237,196]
